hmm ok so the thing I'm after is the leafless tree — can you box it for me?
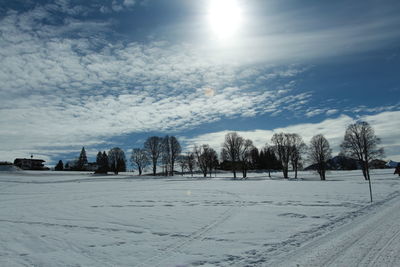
[308,134,332,180]
[206,147,219,178]
[194,144,216,178]
[161,136,171,176]
[238,139,254,179]
[161,135,181,176]
[341,121,384,202]
[130,148,149,175]
[271,133,292,178]
[144,136,163,176]
[221,132,245,179]
[177,155,187,176]
[186,152,195,177]
[108,147,126,175]
[289,134,306,179]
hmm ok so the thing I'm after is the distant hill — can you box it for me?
[386,160,399,168]
[305,156,392,171]
[305,155,359,171]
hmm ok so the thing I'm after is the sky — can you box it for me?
[0,0,400,166]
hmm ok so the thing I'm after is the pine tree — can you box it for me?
[77,147,88,170]
[55,160,64,171]
[95,151,109,174]
[102,151,109,173]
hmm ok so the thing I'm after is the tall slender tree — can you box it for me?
[309,134,332,180]
[238,139,254,179]
[289,134,306,179]
[162,136,181,176]
[186,152,195,177]
[144,136,163,176]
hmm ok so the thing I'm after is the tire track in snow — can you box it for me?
[365,225,400,267]
[271,190,400,267]
[135,190,244,267]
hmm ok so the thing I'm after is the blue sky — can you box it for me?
[0,0,399,165]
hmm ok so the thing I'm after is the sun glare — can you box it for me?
[208,0,243,40]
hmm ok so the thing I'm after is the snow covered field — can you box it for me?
[1,169,399,266]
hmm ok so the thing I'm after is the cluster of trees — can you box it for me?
[218,121,383,182]
[54,121,383,186]
[131,135,182,176]
[55,147,127,174]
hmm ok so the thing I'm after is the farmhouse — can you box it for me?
[14,158,49,170]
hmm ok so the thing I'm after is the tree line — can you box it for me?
[55,121,383,182]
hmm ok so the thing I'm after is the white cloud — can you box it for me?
[305,109,325,118]
[0,6,310,162]
[326,109,339,116]
[183,111,400,161]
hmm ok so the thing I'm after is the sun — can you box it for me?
[207,0,243,40]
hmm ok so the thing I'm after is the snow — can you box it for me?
[0,165,21,172]
[0,170,399,266]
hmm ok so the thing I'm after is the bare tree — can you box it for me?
[221,132,244,179]
[271,133,292,178]
[238,139,254,179]
[186,152,195,177]
[289,134,306,179]
[309,134,332,180]
[206,147,218,178]
[108,147,126,175]
[169,136,181,176]
[177,155,187,176]
[161,136,181,176]
[144,136,163,176]
[341,121,384,202]
[130,148,149,175]
[194,144,216,178]
[161,136,171,176]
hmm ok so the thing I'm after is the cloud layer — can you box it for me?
[1,1,399,164]
[183,111,400,161]
[0,2,310,161]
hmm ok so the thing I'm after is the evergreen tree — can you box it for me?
[55,160,64,171]
[77,147,88,170]
[96,151,102,166]
[102,151,109,173]
[95,151,109,174]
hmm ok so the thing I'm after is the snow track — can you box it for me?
[276,191,400,267]
[136,190,244,267]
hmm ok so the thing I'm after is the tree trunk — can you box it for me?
[171,160,174,176]
[268,169,271,178]
[153,163,156,176]
[138,166,142,175]
[283,167,288,179]
[361,163,368,180]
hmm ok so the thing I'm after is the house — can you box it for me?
[13,158,49,170]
